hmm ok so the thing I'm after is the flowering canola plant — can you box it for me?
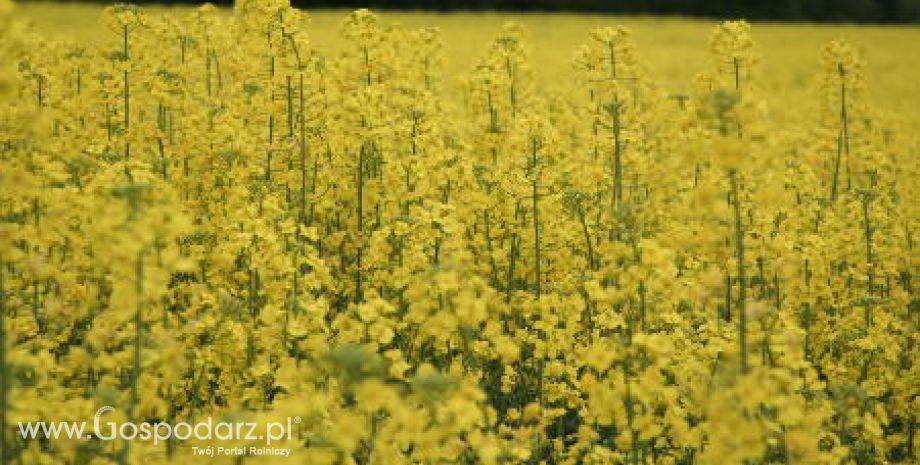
[0,1,918,464]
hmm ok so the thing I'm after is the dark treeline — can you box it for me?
[47,0,920,22]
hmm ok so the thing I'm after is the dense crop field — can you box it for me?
[1,1,919,464]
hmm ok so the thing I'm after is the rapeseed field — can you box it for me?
[1,1,918,464]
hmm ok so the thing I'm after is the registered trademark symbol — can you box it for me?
[294,417,301,424]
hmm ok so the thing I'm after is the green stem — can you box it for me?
[484,211,498,284]
[363,45,372,86]
[37,75,44,107]
[1,253,8,465]
[732,57,743,138]
[121,251,143,465]
[123,24,130,131]
[578,208,595,271]
[505,56,517,117]
[830,63,849,202]
[724,273,732,322]
[638,280,647,332]
[123,65,130,123]
[506,233,518,304]
[157,137,168,180]
[607,41,618,79]
[862,195,874,290]
[612,100,623,225]
[266,115,274,181]
[211,50,222,92]
[862,195,874,328]
[531,139,541,299]
[287,75,294,138]
[299,74,308,224]
[732,57,741,96]
[730,170,748,373]
[356,143,367,303]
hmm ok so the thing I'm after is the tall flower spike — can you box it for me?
[100,3,145,42]
[820,40,865,201]
[709,20,758,96]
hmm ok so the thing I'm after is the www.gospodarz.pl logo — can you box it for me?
[18,406,302,447]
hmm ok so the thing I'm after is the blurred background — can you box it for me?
[10,0,920,124]
[27,0,920,22]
